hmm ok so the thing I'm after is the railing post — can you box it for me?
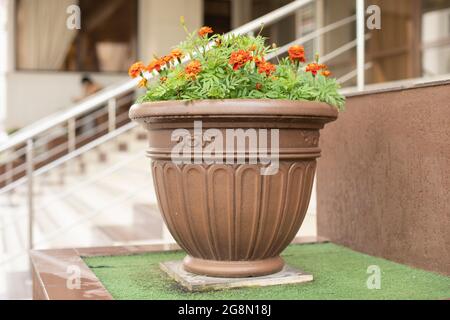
[26,138,34,250]
[356,0,365,91]
[315,0,325,56]
[5,153,14,205]
[68,118,76,153]
[5,153,13,185]
[108,98,117,133]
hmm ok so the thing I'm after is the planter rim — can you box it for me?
[129,99,338,121]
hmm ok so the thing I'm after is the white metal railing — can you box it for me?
[321,33,371,65]
[0,121,137,195]
[356,0,365,91]
[0,93,135,189]
[265,15,357,60]
[0,0,368,254]
[0,85,138,153]
[338,62,373,85]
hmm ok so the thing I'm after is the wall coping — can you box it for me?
[342,75,450,98]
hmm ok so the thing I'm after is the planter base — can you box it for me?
[161,260,313,292]
[182,255,285,278]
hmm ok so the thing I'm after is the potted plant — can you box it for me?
[129,22,344,278]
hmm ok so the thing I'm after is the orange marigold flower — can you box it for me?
[229,50,252,71]
[147,59,163,73]
[253,56,265,67]
[138,77,148,88]
[305,63,319,75]
[256,83,262,90]
[321,70,331,77]
[288,45,306,63]
[198,26,213,37]
[185,60,202,79]
[170,48,183,60]
[128,61,145,78]
[305,62,327,76]
[162,55,173,64]
[257,61,276,76]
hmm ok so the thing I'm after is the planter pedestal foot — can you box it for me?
[160,259,313,292]
[182,255,285,278]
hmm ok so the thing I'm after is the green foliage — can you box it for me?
[135,28,345,111]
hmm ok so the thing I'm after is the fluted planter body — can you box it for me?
[130,99,337,277]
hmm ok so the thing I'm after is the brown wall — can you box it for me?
[317,81,450,276]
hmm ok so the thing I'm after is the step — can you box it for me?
[132,203,163,227]
[95,223,163,243]
[1,212,26,257]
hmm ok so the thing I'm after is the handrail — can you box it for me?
[265,15,357,60]
[0,121,137,195]
[338,62,373,84]
[321,33,371,64]
[227,0,314,36]
[0,80,138,153]
[0,0,314,154]
[0,91,134,161]
[0,132,145,231]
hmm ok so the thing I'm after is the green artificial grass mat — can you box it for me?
[83,243,450,300]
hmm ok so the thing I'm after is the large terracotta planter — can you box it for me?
[130,99,337,277]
